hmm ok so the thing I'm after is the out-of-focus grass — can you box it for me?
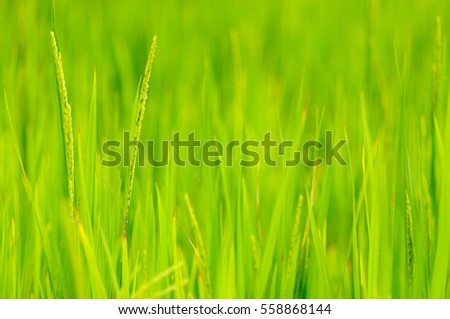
[0,0,449,298]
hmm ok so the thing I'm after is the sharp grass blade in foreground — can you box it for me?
[430,115,450,298]
[77,222,107,298]
[50,31,75,218]
[123,36,157,237]
[184,193,212,298]
[86,70,97,215]
[430,16,443,220]
[3,89,26,175]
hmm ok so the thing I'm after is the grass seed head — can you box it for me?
[50,31,75,218]
[124,36,157,235]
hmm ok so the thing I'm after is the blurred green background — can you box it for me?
[0,0,449,298]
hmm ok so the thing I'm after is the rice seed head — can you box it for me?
[406,190,414,296]
[135,36,157,134]
[284,195,303,296]
[123,36,157,235]
[433,16,442,110]
[50,31,75,218]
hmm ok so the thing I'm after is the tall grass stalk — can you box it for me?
[123,36,157,236]
[50,31,75,218]
[430,16,442,217]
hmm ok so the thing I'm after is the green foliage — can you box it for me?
[0,0,449,298]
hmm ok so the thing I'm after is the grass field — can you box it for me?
[1,0,449,298]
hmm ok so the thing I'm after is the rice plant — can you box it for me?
[0,0,449,299]
[124,36,157,237]
[50,31,75,219]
